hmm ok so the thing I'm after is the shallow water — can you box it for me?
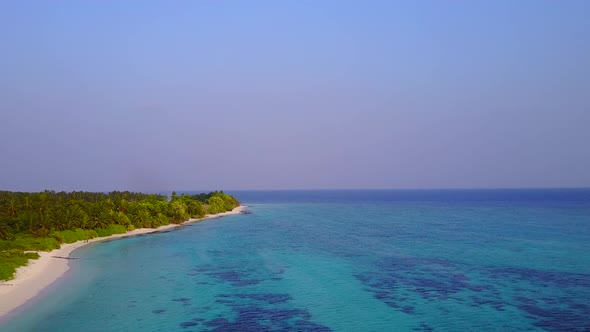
[3,190,590,331]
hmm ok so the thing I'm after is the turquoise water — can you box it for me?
[2,190,590,331]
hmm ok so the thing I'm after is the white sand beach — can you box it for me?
[0,205,246,318]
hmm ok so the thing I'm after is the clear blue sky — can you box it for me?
[1,1,589,191]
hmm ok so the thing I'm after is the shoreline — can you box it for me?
[0,205,246,318]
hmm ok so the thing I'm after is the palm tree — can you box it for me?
[38,210,54,231]
[170,201,188,222]
[114,211,130,226]
[38,192,49,214]
[78,213,90,229]
[7,199,18,217]
[23,197,32,211]
[133,210,152,228]
[18,211,37,233]
[0,222,11,240]
[95,217,110,229]
[51,206,66,230]
[118,199,128,213]
[61,205,82,230]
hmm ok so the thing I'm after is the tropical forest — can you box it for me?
[0,190,240,281]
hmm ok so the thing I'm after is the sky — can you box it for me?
[1,1,589,192]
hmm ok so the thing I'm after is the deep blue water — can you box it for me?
[2,189,590,331]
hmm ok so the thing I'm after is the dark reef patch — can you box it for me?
[179,321,198,328]
[172,297,192,307]
[216,293,292,305]
[188,264,275,287]
[402,306,415,314]
[413,322,435,331]
[172,297,191,302]
[356,255,590,330]
[202,306,332,332]
[490,267,590,288]
[204,289,330,331]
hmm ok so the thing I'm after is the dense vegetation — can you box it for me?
[0,190,240,280]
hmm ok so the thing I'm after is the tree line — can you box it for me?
[0,190,240,280]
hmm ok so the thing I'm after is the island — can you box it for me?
[0,190,243,317]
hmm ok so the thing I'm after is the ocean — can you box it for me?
[2,189,590,331]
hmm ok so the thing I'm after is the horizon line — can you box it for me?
[173,186,590,192]
[3,187,590,194]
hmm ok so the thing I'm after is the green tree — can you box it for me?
[18,211,37,233]
[169,200,189,223]
[7,199,18,217]
[0,222,11,240]
[133,209,152,228]
[206,196,225,214]
[187,201,206,218]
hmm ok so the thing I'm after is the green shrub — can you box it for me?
[95,228,110,237]
[53,230,79,244]
[0,250,40,281]
[52,229,98,244]
[74,228,97,240]
[5,235,61,251]
[50,232,65,243]
[95,224,127,237]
